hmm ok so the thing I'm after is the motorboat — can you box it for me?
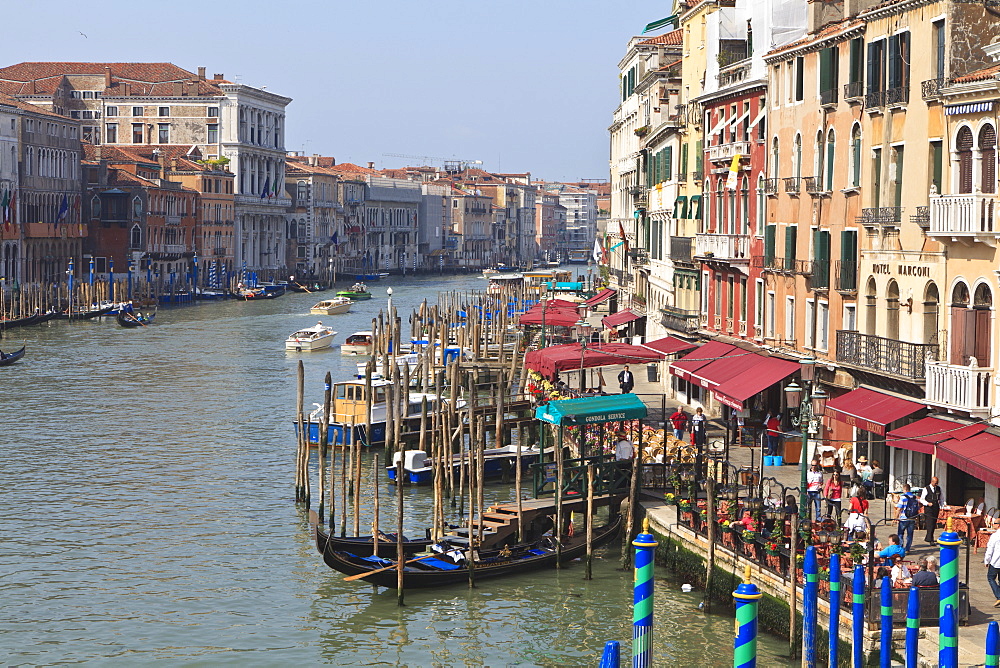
[337,282,372,301]
[341,331,375,355]
[387,445,541,485]
[310,297,353,315]
[285,322,337,351]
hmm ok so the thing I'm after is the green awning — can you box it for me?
[535,394,648,426]
[642,14,677,34]
[674,195,688,220]
[690,194,702,221]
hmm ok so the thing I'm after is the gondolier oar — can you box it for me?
[294,281,313,293]
[342,554,437,581]
[125,311,146,327]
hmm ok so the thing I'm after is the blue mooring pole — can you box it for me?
[828,552,841,668]
[939,518,961,667]
[803,545,818,667]
[733,565,762,668]
[851,564,865,668]
[599,640,621,668]
[986,620,999,667]
[905,586,919,668]
[632,518,657,668]
[941,603,958,668]
[880,576,892,668]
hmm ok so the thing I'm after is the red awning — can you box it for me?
[517,304,580,327]
[711,356,800,411]
[583,288,615,308]
[936,430,1000,489]
[602,309,643,329]
[524,341,666,377]
[544,298,581,310]
[642,336,697,356]
[669,341,740,383]
[824,387,925,436]
[886,417,986,455]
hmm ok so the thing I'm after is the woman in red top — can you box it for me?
[846,489,869,535]
[824,467,844,520]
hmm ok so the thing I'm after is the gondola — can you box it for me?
[312,522,433,558]
[65,305,115,320]
[0,311,43,330]
[314,514,622,589]
[116,310,155,328]
[0,345,25,366]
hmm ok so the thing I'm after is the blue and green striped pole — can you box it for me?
[632,518,657,668]
[733,564,762,668]
[939,517,961,665]
[986,620,999,667]
[905,586,919,668]
[828,552,841,668]
[880,575,892,668]
[803,545,818,667]
[941,603,958,668]
[852,564,865,668]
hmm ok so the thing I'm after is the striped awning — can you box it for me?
[945,101,995,116]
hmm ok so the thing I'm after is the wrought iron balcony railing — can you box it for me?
[762,178,779,195]
[835,330,937,381]
[835,260,857,292]
[820,87,838,106]
[844,81,864,101]
[856,207,903,226]
[922,78,944,101]
[783,177,801,194]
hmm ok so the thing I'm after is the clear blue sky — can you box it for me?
[4,1,668,182]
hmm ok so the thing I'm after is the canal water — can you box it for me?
[0,272,792,666]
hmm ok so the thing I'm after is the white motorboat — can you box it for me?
[310,297,353,315]
[341,331,375,355]
[285,322,337,351]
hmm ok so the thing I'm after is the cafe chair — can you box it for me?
[965,498,975,515]
[976,501,986,515]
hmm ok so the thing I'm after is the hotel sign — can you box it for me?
[835,412,886,435]
[871,263,931,278]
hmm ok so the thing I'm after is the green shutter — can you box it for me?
[764,224,776,266]
[819,48,831,92]
[665,146,673,181]
[784,226,797,271]
[850,37,864,84]
[654,150,661,185]
[839,230,858,291]
[695,139,703,177]
[681,143,689,177]
[932,141,943,193]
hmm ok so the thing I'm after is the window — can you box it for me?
[90,195,101,218]
[867,40,886,95]
[980,125,996,194]
[132,106,144,117]
[793,134,802,178]
[819,46,839,100]
[806,299,816,348]
[133,196,142,218]
[849,37,864,88]
[82,110,93,120]
[872,147,882,208]
[892,145,904,208]
[814,130,824,185]
[755,279,764,338]
[158,106,170,117]
[933,20,946,81]
[826,130,836,191]
[83,91,94,99]
[887,32,910,94]
[82,126,97,144]
[850,125,862,187]
[844,304,857,332]
[794,56,804,101]
[767,291,776,338]
[785,296,796,342]
[771,137,779,176]
[207,123,218,143]
[930,140,943,194]
[70,110,81,119]
[783,225,797,271]
[714,273,722,320]
[106,106,118,117]
[957,126,974,194]
[105,123,117,144]
[740,276,748,323]
[818,301,829,350]
[764,224,776,266]
[157,123,169,144]
[132,123,143,144]
[208,107,219,117]
[70,91,82,99]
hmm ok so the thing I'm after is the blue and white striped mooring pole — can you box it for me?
[803,545,818,667]
[880,575,893,668]
[986,620,999,667]
[632,518,657,668]
[939,517,961,667]
[733,564,762,668]
[905,586,920,668]
[828,552,841,668]
[851,564,865,668]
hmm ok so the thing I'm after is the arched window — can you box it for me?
[923,282,940,346]
[957,126,974,194]
[886,279,900,340]
[793,134,802,179]
[756,174,766,230]
[814,130,825,184]
[90,195,101,219]
[739,176,749,235]
[865,277,877,335]
[296,180,307,203]
[715,178,724,232]
[980,125,996,195]
[130,224,141,249]
[826,129,836,191]
[850,125,862,188]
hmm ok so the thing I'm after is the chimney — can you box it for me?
[367,161,375,170]
[104,67,112,88]
[94,145,102,161]
[213,73,224,81]
[170,158,178,172]
[197,67,206,81]
[309,154,318,167]
[173,82,183,96]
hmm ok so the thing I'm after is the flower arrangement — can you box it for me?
[664,492,676,506]
[720,520,732,531]
[765,523,784,555]
[849,541,866,564]
[678,499,692,512]
[741,529,757,542]
[795,554,805,567]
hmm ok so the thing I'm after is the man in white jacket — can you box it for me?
[984,527,1000,607]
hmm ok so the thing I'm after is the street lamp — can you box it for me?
[573,317,593,392]
[786,358,829,527]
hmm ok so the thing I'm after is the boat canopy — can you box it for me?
[535,394,648,426]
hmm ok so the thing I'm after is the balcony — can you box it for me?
[718,60,751,88]
[691,170,703,182]
[630,248,649,267]
[165,215,181,226]
[694,233,749,262]
[707,141,751,162]
[925,362,993,416]
[676,171,687,183]
[844,81,864,102]
[804,177,828,196]
[666,104,687,127]
[213,247,227,256]
[660,306,701,335]
[762,178,779,196]
[864,90,887,111]
[922,78,944,101]
[807,260,830,290]
[820,87,838,107]
[163,244,186,254]
[857,207,903,227]
[835,260,857,293]
[835,330,937,381]
[783,177,801,194]
[910,206,930,230]
[669,236,692,262]
[928,193,998,240]
[886,85,910,107]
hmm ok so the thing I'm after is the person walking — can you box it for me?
[845,488,869,536]
[895,482,919,553]
[824,467,843,521]
[984,526,1000,608]
[764,412,781,456]
[690,407,707,448]
[617,365,634,394]
[920,476,943,543]
[669,408,688,440]
[806,462,824,520]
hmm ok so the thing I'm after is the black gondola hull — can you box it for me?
[0,346,26,366]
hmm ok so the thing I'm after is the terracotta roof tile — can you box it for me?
[639,29,682,46]
[327,162,377,175]
[951,64,1000,84]
[766,18,863,59]
[0,90,76,120]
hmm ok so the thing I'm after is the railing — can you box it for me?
[660,306,701,334]
[676,171,687,183]
[857,207,903,226]
[762,178,779,195]
[163,244,186,254]
[791,259,813,275]
[666,104,687,127]
[531,455,630,498]
[165,215,181,226]
[864,90,887,110]
[844,81,864,101]
[782,255,797,272]
[928,193,998,236]
[886,85,909,107]
[836,330,937,381]
[694,233,749,261]
[669,236,692,262]
[213,247,227,256]
[911,206,930,230]
[707,141,751,162]
[691,170,703,182]
[718,61,751,88]
[925,362,993,414]
[835,260,857,292]
[804,176,824,194]
[922,78,944,100]
[783,177,801,194]
[807,260,830,290]
[820,87,838,106]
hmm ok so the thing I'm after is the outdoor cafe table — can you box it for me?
[937,505,985,539]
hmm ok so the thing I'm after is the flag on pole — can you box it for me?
[641,15,676,34]
[618,220,630,256]
[7,188,15,228]
[1,189,8,225]
[259,176,270,201]
[726,153,742,191]
[592,236,603,264]
[57,195,69,224]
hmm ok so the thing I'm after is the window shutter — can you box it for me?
[958,127,974,194]
[784,225,797,271]
[867,42,879,94]
[681,143,689,176]
[888,35,900,90]
[764,224,776,265]
[974,308,991,365]
[950,307,974,365]
[695,139,703,175]
[980,126,996,194]
[931,141,943,194]
[850,38,864,85]
[820,49,831,93]
[665,146,673,180]
[900,32,910,89]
